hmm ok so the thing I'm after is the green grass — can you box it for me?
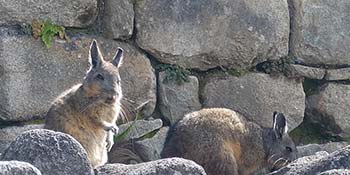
[290,118,345,145]
[139,129,159,140]
[156,64,191,85]
[114,112,141,142]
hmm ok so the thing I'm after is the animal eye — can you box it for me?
[286,146,292,152]
[96,74,104,81]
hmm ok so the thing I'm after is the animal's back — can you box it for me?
[162,108,265,175]
[45,84,80,132]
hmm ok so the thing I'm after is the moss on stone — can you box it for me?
[290,118,345,145]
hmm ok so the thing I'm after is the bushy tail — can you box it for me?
[108,139,150,164]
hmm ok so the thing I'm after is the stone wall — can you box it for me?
[1,0,350,152]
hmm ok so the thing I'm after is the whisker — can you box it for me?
[272,158,284,168]
[268,154,276,164]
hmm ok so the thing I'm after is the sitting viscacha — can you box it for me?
[161,108,297,175]
[44,40,124,168]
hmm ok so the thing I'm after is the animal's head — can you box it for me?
[82,40,123,106]
[266,112,297,171]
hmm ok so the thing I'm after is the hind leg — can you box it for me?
[204,153,239,175]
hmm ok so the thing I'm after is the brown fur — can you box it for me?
[44,40,124,168]
[161,108,297,175]
[108,139,150,164]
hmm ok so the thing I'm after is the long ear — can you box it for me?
[272,112,288,139]
[112,47,123,68]
[89,39,104,69]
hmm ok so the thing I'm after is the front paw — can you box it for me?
[104,124,119,135]
[106,130,114,152]
[110,125,119,135]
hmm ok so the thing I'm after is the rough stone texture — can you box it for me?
[202,73,305,130]
[135,0,289,71]
[269,146,350,175]
[2,129,93,175]
[306,83,350,136]
[0,124,43,157]
[0,0,97,27]
[96,158,207,175]
[103,0,134,40]
[138,127,169,161]
[0,161,42,175]
[289,64,325,79]
[325,68,350,81]
[297,142,350,158]
[0,28,156,121]
[290,0,350,66]
[118,119,163,140]
[158,72,201,124]
[320,169,350,175]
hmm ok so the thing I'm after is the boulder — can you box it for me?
[297,142,350,158]
[96,158,207,175]
[290,0,350,66]
[0,124,43,156]
[289,64,325,79]
[102,0,134,40]
[0,28,156,121]
[319,169,350,175]
[135,0,289,71]
[306,83,350,136]
[118,119,163,140]
[138,127,169,161]
[325,68,350,81]
[0,161,42,175]
[0,0,97,27]
[269,146,350,175]
[2,129,93,175]
[158,72,201,124]
[202,73,305,130]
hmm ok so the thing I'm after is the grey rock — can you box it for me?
[96,158,207,175]
[290,0,350,66]
[159,72,201,124]
[139,127,169,161]
[297,142,350,158]
[306,83,350,136]
[0,161,42,175]
[118,119,163,140]
[202,73,305,130]
[0,34,87,121]
[326,68,350,81]
[102,0,134,40]
[289,64,325,79]
[322,142,350,154]
[269,146,350,175]
[2,129,93,175]
[0,124,43,157]
[297,144,323,158]
[0,29,156,121]
[0,0,97,27]
[135,0,289,71]
[320,169,350,175]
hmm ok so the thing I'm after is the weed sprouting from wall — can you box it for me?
[31,19,69,48]
[156,64,191,85]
